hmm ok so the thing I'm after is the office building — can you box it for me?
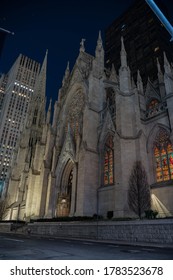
[0,54,40,196]
[105,0,173,84]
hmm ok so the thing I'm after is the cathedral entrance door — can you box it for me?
[57,161,74,217]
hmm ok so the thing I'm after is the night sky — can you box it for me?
[0,0,173,107]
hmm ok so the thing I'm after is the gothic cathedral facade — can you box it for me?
[5,33,173,220]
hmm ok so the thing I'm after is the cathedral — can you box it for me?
[5,32,173,220]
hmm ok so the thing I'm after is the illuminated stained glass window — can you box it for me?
[104,135,114,186]
[148,99,159,110]
[147,99,159,117]
[154,129,173,182]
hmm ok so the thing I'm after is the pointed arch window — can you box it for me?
[148,99,159,110]
[154,129,173,182]
[104,135,114,186]
[146,99,159,117]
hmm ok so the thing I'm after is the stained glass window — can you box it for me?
[104,135,114,186]
[148,99,159,110]
[154,129,173,182]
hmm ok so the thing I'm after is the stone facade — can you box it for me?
[4,32,173,221]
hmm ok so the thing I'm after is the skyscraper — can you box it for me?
[0,54,40,196]
[105,0,173,84]
[0,73,8,115]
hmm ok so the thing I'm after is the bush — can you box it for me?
[145,209,158,219]
[30,216,96,223]
[107,211,114,219]
[93,214,103,220]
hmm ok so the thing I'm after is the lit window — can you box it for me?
[154,129,173,182]
[104,135,114,186]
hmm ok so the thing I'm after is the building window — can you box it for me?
[104,135,114,186]
[154,129,173,182]
[146,99,159,117]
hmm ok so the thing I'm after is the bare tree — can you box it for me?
[128,161,151,219]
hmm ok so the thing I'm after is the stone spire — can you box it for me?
[120,36,127,68]
[156,57,163,82]
[109,64,118,83]
[92,31,104,78]
[62,61,70,86]
[164,52,172,74]
[119,37,131,93]
[35,49,48,98]
[156,57,165,99]
[65,61,70,78]
[26,50,48,127]
[137,70,146,111]
[137,70,144,94]
[79,38,86,52]
[52,101,60,130]
[163,52,173,95]
[46,98,52,124]
[95,31,103,57]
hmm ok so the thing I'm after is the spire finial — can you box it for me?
[109,64,118,83]
[65,61,70,77]
[67,61,69,70]
[96,30,103,51]
[120,36,127,67]
[80,38,86,52]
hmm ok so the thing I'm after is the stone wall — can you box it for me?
[27,219,173,244]
[0,223,12,232]
[0,220,172,244]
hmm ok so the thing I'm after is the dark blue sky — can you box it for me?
[0,0,173,106]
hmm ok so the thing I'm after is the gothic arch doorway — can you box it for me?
[57,160,74,217]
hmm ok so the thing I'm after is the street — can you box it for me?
[0,233,173,260]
